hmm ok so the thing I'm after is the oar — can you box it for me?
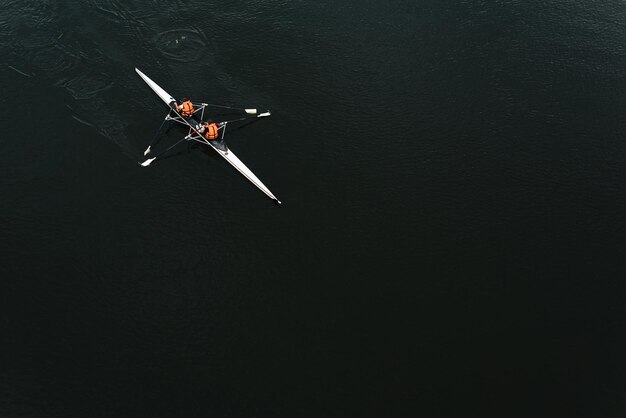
[199,103,260,115]
[140,135,189,167]
[219,111,271,124]
[215,111,271,139]
[144,114,170,156]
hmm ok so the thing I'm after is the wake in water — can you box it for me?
[0,0,272,162]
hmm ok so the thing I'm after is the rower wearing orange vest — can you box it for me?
[199,120,220,141]
[176,97,195,117]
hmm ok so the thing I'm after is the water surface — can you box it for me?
[1,1,626,416]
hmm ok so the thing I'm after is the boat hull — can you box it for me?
[135,68,281,204]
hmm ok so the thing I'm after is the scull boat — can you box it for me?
[136,68,281,204]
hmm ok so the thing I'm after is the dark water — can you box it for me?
[2,0,626,416]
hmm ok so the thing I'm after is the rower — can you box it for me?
[176,97,195,117]
[199,119,220,141]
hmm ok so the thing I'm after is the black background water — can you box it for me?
[2,1,626,416]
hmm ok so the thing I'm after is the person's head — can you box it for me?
[182,97,188,102]
[207,119,214,123]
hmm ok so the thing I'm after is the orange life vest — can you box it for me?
[203,123,219,140]
[179,100,194,117]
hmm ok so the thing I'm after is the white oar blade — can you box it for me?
[258,111,271,117]
[140,158,156,167]
[143,146,151,156]
[245,108,257,114]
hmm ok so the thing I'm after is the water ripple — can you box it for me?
[7,65,32,78]
[15,31,59,49]
[60,73,114,100]
[91,0,145,22]
[155,28,208,63]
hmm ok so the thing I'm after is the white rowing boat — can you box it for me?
[135,68,281,204]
